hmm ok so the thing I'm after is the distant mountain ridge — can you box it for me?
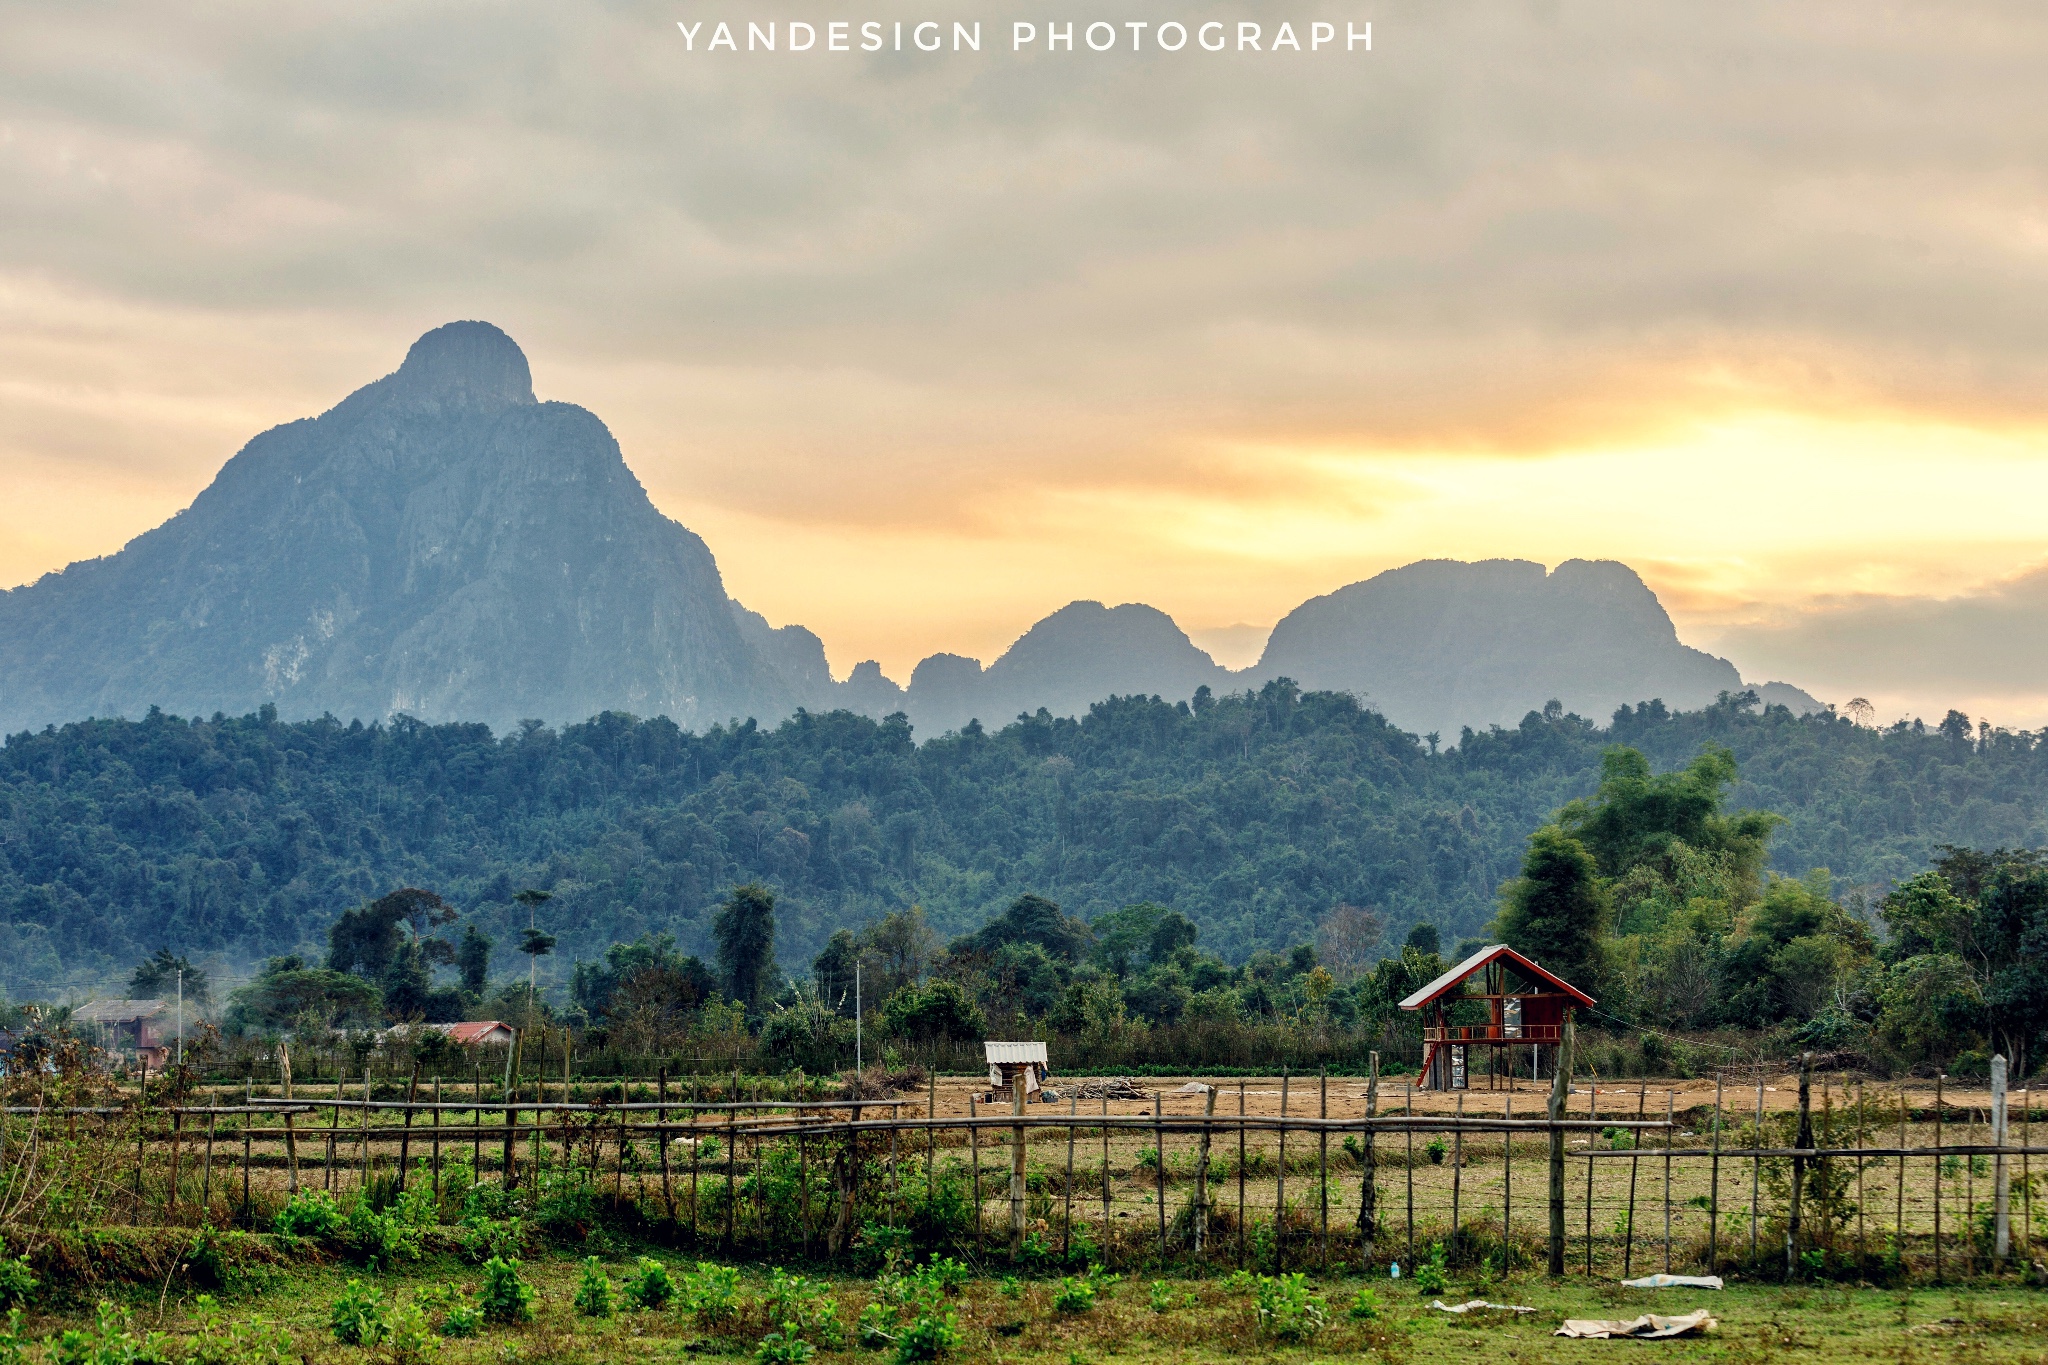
[0,321,1821,741]
[0,322,832,734]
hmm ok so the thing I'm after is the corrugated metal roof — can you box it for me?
[1396,944,1596,1011]
[984,1041,1048,1065]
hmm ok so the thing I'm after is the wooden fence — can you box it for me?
[3,1047,2043,1282]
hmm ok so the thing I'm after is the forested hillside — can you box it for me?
[1,683,2042,999]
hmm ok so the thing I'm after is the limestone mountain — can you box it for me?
[1250,558,1773,737]
[0,322,831,734]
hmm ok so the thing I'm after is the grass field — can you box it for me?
[9,1250,2048,1365]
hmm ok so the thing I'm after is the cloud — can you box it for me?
[7,1,2048,685]
[1709,565,2048,728]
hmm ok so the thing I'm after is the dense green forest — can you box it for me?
[2,683,2043,1002]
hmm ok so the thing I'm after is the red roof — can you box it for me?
[1396,944,1595,1011]
[443,1021,515,1045]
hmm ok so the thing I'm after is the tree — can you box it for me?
[714,882,779,1010]
[880,979,986,1042]
[1493,826,1609,993]
[1315,905,1384,983]
[129,949,210,1006]
[328,888,457,981]
[457,925,492,997]
[959,893,1092,964]
[224,956,383,1034]
[1404,922,1440,957]
[812,929,860,1013]
[1557,746,1776,884]
[512,888,554,1005]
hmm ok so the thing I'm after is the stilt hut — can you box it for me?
[1397,944,1593,1090]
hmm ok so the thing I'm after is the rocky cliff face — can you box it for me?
[0,322,829,734]
[838,560,1811,740]
[1251,558,1749,737]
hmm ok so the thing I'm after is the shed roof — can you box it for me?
[984,1041,1049,1066]
[1396,944,1595,1011]
[74,999,170,1025]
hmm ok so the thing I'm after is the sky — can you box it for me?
[6,2,2048,725]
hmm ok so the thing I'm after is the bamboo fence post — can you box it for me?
[800,1119,811,1256]
[1894,1088,1907,1266]
[1749,1075,1763,1265]
[1623,1078,1646,1277]
[397,1064,419,1191]
[243,1074,253,1226]
[433,1077,443,1200]
[325,1071,338,1191]
[1662,1088,1674,1273]
[1275,1067,1289,1272]
[1153,1091,1167,1268]
[132,1060,148,1225]
[471,1064,483,1178]
[1708,1071,1723,1271]
[1451,1090,1464,1253]
[169,1103,183,1215]
[1545,1016,1569,1276]
[690,1080,702,1237]
[1358,1053,1379,1250]
[500,1034,519,1189]
[966,1095,982,1252]
[618,1083,630,1199]
[1853,1083,1864,1267]
[1965,1103,1977,1277]
[891,1100,903,1222]
[1934,1073,1944,1282]
[1063,1093,1078,1262]
[1405,1081,1415,1270]
[1236,1081,1246,1268]
[927,1072,937,1199]
[725,1099,739,1252]
[1012,1073,1029,1261]
[280,1043,299,1193]
[1318,1067,1329,1267]
[1788,1054,1812,1279]
[360,1060,373,1188]
[1194,1085,1217,1260]
[659,1068,673,1220]
[1585,1074,1597,1277]
[1104,1094,1113,1249]
[1503,1093,1513,1253]
[1993,1055,2010,1262]
[2024,1089,2033,1256]
[202,1100,218,1216]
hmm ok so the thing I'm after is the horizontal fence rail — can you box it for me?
[4,1045,2044,1285]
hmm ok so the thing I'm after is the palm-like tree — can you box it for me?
[514,888,555,1022]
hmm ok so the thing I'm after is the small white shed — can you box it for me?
[984,1040,1050,1096]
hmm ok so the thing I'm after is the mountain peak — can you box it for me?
[383,320,536,410]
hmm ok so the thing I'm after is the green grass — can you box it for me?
[5,1248,2048,1365]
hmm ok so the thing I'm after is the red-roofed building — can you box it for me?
[1397,944,1594,1090]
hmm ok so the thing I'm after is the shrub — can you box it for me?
[181,1295,294,1365]
[1253,1273,1327,1343]
[52,1302,174,1365]
[1050,1278,1095,1314]
[1346,1286,1382,1322]
[383,1301,441,1365]
[858,1301,898,1349]
[330,1280,387,1346]
[998,1276,1022,1300]
[1424,1137,1447,1165]
[1083,1263,1121,1299]
[893,1306,958,1364]
[765,1269,843,1347]
[755,1325,816,1365]
[0,1258,35,1311]
[1,1308,28,1365]
[1413,1244,1448,1296]
[1147,1281,1174,1314]
[273,1190,344,1242]
[458,1217,526,1264]
[626,1258,677,1311]
[574,1258,616,1318]
[480,1257,537,1325]
[682,1262,744,1330]
[415,1286,480,1340]
[924,1258,971,1294]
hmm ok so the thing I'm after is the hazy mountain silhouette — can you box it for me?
[0,322,830,734]
[842,562,1820,738]
[0,321,1821,741]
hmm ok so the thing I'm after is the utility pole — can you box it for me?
[176,968,184,1065]
[855,959,863,1074]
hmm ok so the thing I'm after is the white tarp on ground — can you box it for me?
[1432,1300,1535,1315]
[1555,1309,1717,1339]
[1620,1274,1724,1290]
